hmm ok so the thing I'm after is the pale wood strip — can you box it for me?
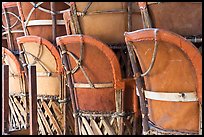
[9,98,20,128]
[99,117,106,134]
[37,102,53,135]
[21,96,29,114]
[10,113,15,129]
[41,100,62,134]
[43,101,49,117]
[104,117,116,135]
[81,116,94,135]
[37,113,46,135]
[101,117,116,135]
[79,118,87,135]
[99,117,103,128]
[10,96,25,127]
[51,125,55,132]
[51,101,63,123]
[48,99,52,108]
[110,117,118,130]
[90,117,103,135]
[13,97,27,121]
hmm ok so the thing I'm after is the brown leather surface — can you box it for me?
[17,2,69,43]
[2,2,24,51]
[123,78,140,116]
[2,36,8,48]
[17,36,63,96]
[147,2,202,37]
[125,29,201,132]
[68,2,201,45]
[72,2,143,44]
[57,35,125,112]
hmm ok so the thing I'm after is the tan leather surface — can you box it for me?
[17,2,69,43]
[148,2,202,36]
[17,36,63,96]
[57,35,125,112]
[17,35,62,73]
[2,2,24,51]
[73,2,143,44]
[2,47,22,94]
[125,29,201,132]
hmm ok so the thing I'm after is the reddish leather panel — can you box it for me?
[123,78,139,116]
[125,28,201,132]
[56,35,125,112]
[147,2,202,36]
[17,2,69,43]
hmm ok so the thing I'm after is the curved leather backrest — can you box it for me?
[17,2,70,43]
[125,28,202,133]
[2,47,24,94]
[17,35,63,96]
[56,34,125,112]
[2,2,24,51]
[146,2,202,37]
[67,2,143,45]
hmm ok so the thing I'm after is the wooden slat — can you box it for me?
[24,96,29,129]
[13,97,27,121]
[110,117,118,130]
[41,100,62,134]
[43,101,49,117]
[37,114,46,135]
[81,116,94,135]
[9,99,20,128]
[104,117,117,135]
[79,118,87,135]
[9,96,25,127]
[51,125,55,132]
[10,113,15,129]
[51,101,63,124]
[90,117,103,135]
[101,117,116,135]
[21,96,29,114]
[99,117,103,128]
[37,102,53,135]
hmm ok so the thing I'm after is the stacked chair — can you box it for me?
[2,47,37,135]
[1,2,202,135]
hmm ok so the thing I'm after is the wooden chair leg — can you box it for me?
[2,65,9,135]
[28,65,38,135]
